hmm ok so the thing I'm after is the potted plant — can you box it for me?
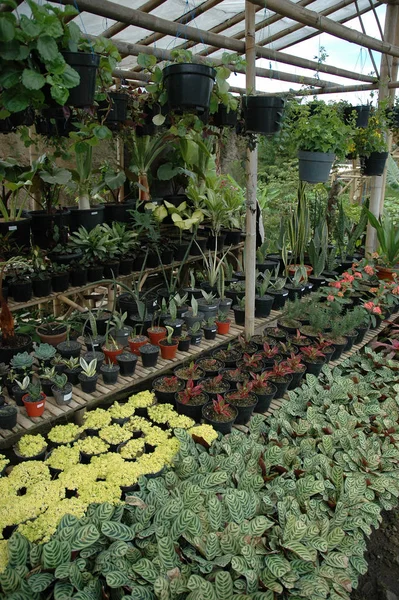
[128,332,150,356]
[10,352,34,377]
[159,326,179,360]
[212,345,242,367]
[147,324,167,347]
[256,243,279,273]
[355,110,389,176]
[215,312,231,335]
[50,263,70,293]
[202,394,237,434]
[188,321,203,346]
[39,366,57,396]
[243,95,285,135]
[202,317,217,341]
[365,210,399,280]
[0,404,17,430]
[196,357,224,377]
[139,343,159,368]
[255,270,274,318]
[267,361,294,399]
[77,436,110,464]
[197,290,220,320]
[182,271,203,302]
[57,331,82,359]
[175,379,209,420]
[51,373,73,406]
[164,300,184,336]
[232,295,246,326]
[9,267,33,303]
[100,362,120,385]
[225,381,258,425]
[116,351,138,376]
[69,225,109,277]
[201,373,230,400]
[14,434,47,461]
[284,352,307,389]
[300,345,326,377]
[62,356,81,386]
[109,311,133,348]
[268,277,289,310]
[343,103,370,128]
[174,361,204,382]
[162,55,216,115]
[22,382,46,417]
[0,160,35,250]
[237,352,264,374]
[324,320,348,361]
[30,247,52,297]
[12,375,30,407]
[36,321,67,346]
[78,357,98,393]
[220,366,248,388]
[249,372,277,413]
[33,343,57,368]
[178,330,190,352]
[102,335,123,365]
[152,375,185,403]
[83,350,105,373]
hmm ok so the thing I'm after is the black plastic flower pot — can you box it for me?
[286,369,305,390]
[29,209,71,249]
[70,268,88,287]
[202,401,237,434]
[213,105,238,128]
[119,257,134,275]
[175,392,209,421]
[0,217,31,252]
[207,234,226,250]
[83,352,104,373]
[330,339,348,361]
[303,359,325,377]
[101,365,119,385]
[243,96,285,135]
[190,332,203,346]
[69,206,105,232]
[178,338,190,352]
[57,340,82,359]
[343,104,370,128]
[269,375,293,399]
[203,326,217,340]
[233,306,245,326]
[361,152,388,176]
[224,229,242,245]
[255,295,274,318]
[78,373,99,393]
[85,311,112,336]
[308,275,327,290]
[355,325,369,345]
[12,386,26,407]
[153,377,185,404]
[268,289,289,310]
[87,265,104,282]
[98,91,128,123]
[62,51,100,107]
[65,367,81,386]
[189,237,208,256]
[256,260,279,273]
[298,150,335,184]
[285,285,305,301]
[12,280,32,302]
[32,277,52,298]
[254,384,277,412]
[35,106,74,138]
[227,395,258,425]
[48,249,83,266]
[104,201,135,225]
[163,63,216,113]
[116,352,138,377]
[164,319,184,337]
[103,260,120,279]
[344,332,358,352]
[51,272,69,293]
[52,383,73,406]
[140,344,159,368]
[161,249,174,265]
[40,379,54,397]
[85,335,106,352]
[0,406,17,430]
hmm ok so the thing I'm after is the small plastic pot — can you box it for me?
[268,289,289,310]
[202,401,237,434]
[40,379,54,397]
[70,267,88,287]
[178,338,190,352]
[175,391,209,421]
[159,338,179,360]
[32,277,52,298]
[87,264,104,282]
[329,338,348,361]
[203,326,217,340]
[225,392,258,425]
[57,340,82,359]
[51,272,70,293]
[65,367,81,386]
[288,369,306,390]
[140,344,159,368]
[12,280,33,302]
[84,335,106,352]
[255,295,274,318]
[78,373,99,393]
[232,306,245,326]
[254,384,277,412]
[354,325,369,345]
[102,345,123,365]
[109,326,133,348]
[12,385,27,407]
[0,406,18,429]
[128,335,150,355]
[83,351,105,373]
[164,319,184,337]
[344,332,358,352]
[101,364,120,385]
[22,392,46,417]
[152,376,185,404]
[216,320,231,335]
[303,359,325,377]
[51,383,73,406]
[116,352,138,376]
[190,331,203,346]
[147,327,167,346]
[268,375,293,399]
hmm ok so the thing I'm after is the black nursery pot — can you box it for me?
[0,217,31,252]
[190,332,203,346]
[178,338,190,352]
[140,344,159,368]
[330,338,348,361]
[203,326,217,340]
[308,275,327,290]
[83,352,104,373]
[254,384,277,413]
[40,379,54,397]
[87,265,104,282]
[12,280,32,302]
[65,367,81,386]
[344,332,358,352]
[189,237,208,256]
[175,392,209,421]
[343,104,370,128]
[228,395,258,425]
[32,277,52,298]
[355,325,369,345]
[233,306,245,326]
[98,91,128,124]
[224,229,242,246]
[29,209,71,249]
[164,319,184,337]
[69,206,105,233]
[12,385,26,407]
[213,105,238,128]
[255,295,274,318]
[0,406,18,430]
[104,201,135,225]
[103,260,120,279]
[51,272,69,293]
[269,375,293,399]
[78,373,99,393]
[361,152,388,177]
[101,364,120,385]
[119,257,134,275]
[304,359,325,377]
[207,234,226,251]
[244,96,285,135]
[202,402,237,435]
[163,63,216,113]
[70,267,88,288]
[153,377,185,404]
[62,51,100,107]
[57,340,82,359]
[268,289,289,310]
[288,369,306,390]
[116,352,138,377]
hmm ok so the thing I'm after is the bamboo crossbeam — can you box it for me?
[249,0,399,59]
[102,0,166,38]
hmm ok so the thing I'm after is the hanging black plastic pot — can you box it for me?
[213,105,238,128]
[243,96,285,135]
[62,52,100,107]
[361,152,388,176]
[35,106,74,137]
[69,206,105,232]
[163,63,216,114]
[29,209,71,249]
[298,151,335,183]
[343,105,370,128]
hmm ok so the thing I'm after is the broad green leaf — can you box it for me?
[22,69,45,90]
[37,35,60,62]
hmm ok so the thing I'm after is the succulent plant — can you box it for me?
[10,352,34,371]
[34,343,57,361]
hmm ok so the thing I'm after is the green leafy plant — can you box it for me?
[79,357,97,378]
[52,373,68,389]
[10,352,34,372]
[365,209,399,268]
[24,381,43,402]
[33,343,57,361]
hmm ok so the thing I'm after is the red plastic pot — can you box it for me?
[288,264,313,279]
[128,335,149,355]
[22,392,46,417]
[102,345,124,364]
[147,327,167,346]
[216,320,231,335]
[159,338,179,360]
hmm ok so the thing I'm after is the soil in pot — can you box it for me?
[201,377,230,400]
[196,358,224,377]
[159,338,179,360]
[175,391,209,421]
[268,375,293,399]
[57,340,82,359]
[202,401,237,434]
[102,344,123,365]
[140,344,159,368]
[116,352,138,376]
[37,323,67,346]
[147,326,167,346]
[174,365,204,381]
[100,364,120,385]
[253,383,277,412]
[78,373,99,393]
[225,392,258,425]
[128,335,150,355]
[152,376,185,404]
[212,347,242,368]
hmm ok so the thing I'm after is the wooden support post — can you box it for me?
[365,3,399,256]
[244,1,257,341]
[58,295,86,313]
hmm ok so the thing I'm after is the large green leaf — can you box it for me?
[22,69,45,90]
[27,573,54,593]
[37,35,60,62]
[264,554,291,578]
[101,521,135,542]
[0,14,16,42]
[71,524,100,550]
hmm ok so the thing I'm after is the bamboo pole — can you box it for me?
[102,0,166,38]
[365,3,399,256]
[61,0,377,84]
[244,1,257,341]
[249,0,399,59]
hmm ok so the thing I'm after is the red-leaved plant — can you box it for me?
[269,361,294,380]
[227,381,254,400]
[203,374,226,392]
[262,343,280,359]
[370,338,399,360]
[212,394,233,417]
[177,379,204,405]
[300,346,326,362]
[241,353,263,368]
[250,371,273,391]
[290,329,311,345]
[316,335,333,352]
[159,376,180,390]
[225,367,247,381]
[284,352,305,372]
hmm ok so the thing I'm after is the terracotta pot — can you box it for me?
[288,264,313,280]
[159,338,179,360]
[147,327,167,346]
[22,392,46,417]
[128,336,150,355]
[102,345,124,364]
[376,265,398,281]
[36,324,67,346]
[216,320,231,335]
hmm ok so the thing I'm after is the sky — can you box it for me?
[229,3,397,104]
